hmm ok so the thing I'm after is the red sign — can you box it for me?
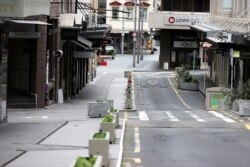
[132,32,137,37]
[168,17,175,24]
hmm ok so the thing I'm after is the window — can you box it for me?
[223,0,232,10]
[143,8,147,20]
[112,7,119,19]
[126,8,133,20]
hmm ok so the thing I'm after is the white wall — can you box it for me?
[106,0,154,32]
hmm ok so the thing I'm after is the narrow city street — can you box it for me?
[122,72,250,167]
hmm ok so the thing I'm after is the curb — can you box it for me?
[116,119,126,167]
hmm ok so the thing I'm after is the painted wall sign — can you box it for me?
[165,15,201,25]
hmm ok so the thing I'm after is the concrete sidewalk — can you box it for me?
[0,52,160,167]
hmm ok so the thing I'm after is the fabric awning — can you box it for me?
[9,20,51,25]
[73,51,95,58]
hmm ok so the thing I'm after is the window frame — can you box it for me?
[112,7,119,19]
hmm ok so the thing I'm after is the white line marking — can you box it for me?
[208,111,236,123]
[138,111,149,121]
[185,111,207,122]
[165,111,180,122]
[42,116,48,119]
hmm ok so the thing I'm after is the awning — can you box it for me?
[73,51,95,58]
[206,37,232,44]
[77,36,92,48]
[72,41,87,49]
[190,23,223,32]
[9,20,51,25]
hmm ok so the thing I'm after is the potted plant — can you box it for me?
[100,113,116,144]
[71,155,102,167]
[89,131,110,167]
[88,99,113,118]
[219,87,233,111]
[179,71,192,90]
[232,80,250,116]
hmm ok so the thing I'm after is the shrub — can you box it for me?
[93,132,106,139]
[74,156,96,167]
[110,107,117,112]
[102,113,114,123]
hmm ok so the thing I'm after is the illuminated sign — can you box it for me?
[165,15,201,25]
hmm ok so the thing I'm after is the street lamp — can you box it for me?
[133,0,137,67]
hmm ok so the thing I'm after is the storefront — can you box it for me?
[0,0,50,122]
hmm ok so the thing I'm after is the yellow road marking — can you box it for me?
[134,127,140,153]
[245,124,250,130]
[168,78,192,109]
[134,158,142,163]
[124,112,128,120]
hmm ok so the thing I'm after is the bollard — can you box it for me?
[125,98,132,109]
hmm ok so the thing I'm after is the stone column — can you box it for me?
[0,23,8,123]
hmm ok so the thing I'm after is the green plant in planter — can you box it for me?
[222,88,236,106]
[107,50,115,55]
[93,132,106,139]
[110,107,117,113]
[191,78,199,83]
[102,113,114,123]
[74,156,96,167]
[183,71,192,82]
[96,98,105,103]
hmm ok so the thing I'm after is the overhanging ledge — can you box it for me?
[9,20,51,25]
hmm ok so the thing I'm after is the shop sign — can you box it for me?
[165,15,201,25]
[9,32,41,39]
[173,41,198,48]
[0,0,49,18]
[241,51,250,58]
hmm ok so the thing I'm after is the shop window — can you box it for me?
[112,7,119,19]
[126,8,133,20]
[142,8,147,20]
[223,0,232,10]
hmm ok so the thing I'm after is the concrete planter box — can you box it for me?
[233,99,250,116]
[111,111,119,128]
[179,81,190,90]
[177,77,183,89]
[100,120,116,144]
[88,100,113,118]
[189,82,199,91]
[70,155,103,167]
[89,132,110,167]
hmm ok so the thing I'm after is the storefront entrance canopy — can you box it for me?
[9,20,51,25]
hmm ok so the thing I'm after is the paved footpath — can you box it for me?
[0,52,161,167]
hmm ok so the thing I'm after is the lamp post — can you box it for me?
[137,0,141,64]
[133,0,137,67]
[140,4,144,61]
[121,6,125,54]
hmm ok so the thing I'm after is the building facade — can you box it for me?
[106,0,155,53]
[0,0,106,123]
[149,0,210,69]
[0,0,51,123]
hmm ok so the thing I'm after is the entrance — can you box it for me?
[175,50,200,69]
[7,39,36,108]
